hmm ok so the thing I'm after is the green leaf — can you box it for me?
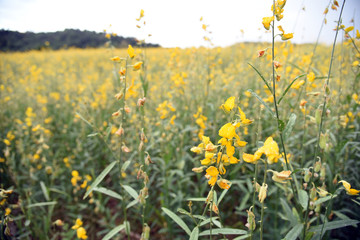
[199,218,222,228]
[314,195,337,206]
[298,189,309,210]
[186,198,206,202]
[189,226,199,240]
[177,208,192,217]
[40,181,49,201]
[278,119,285,132]
[103,224,125,240]
[122,185,139,200]
[310,220,359,236]
[162,207,191,236]
[199,228,247,236]
[87,132,99,137]
[234,234,251,240]
[248,62,273,94]
[126,199,138,209]
[75,112,93,127]
[283,223,303,240]
[247,89,274,117]
[83,161,117,199]
[93,187,123,200]
[27,201,57,208]
[121,160,131,172]
[278,74,306,104]
[218,187,230,205]
[283,113,297,140]
[280,198,297,226]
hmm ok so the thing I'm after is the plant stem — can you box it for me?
[302,1,346,239]
[260,161,268,240]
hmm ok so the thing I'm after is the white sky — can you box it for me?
[0,0,359,48]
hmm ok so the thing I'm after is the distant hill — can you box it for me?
[0,29,160,51]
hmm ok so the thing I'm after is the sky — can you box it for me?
[0,0,359,48]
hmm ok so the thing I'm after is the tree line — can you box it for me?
[0,29,160,52]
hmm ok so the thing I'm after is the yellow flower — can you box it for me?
[218,123,236,139]
[339,180,360,196]
[133,62,143,71]
[72,218,83,229]
[136,9,145,21]
[281,33,293,41]
[291,80,305,89]
[77,227,88,239]
[356,30,360,39]
[344,26,354,33]
[5,208,11,216]
[110,56,120,62]
[262,137,280,164]
[352,61,359,67]
[242,153,257,164]
[307,72,315,82]
[268,170,292,183]
[217,179,231,190]
[202,24,207,31]
[238,107,253,125]
[221,96,235,112]
[205,166,219,186]
[128,45,135,58]
[3,139,11,146]
[262,16,274,30]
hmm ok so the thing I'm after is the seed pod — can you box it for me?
[258,183,268,203]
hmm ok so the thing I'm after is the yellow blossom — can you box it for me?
[110,56,121,62]
[262,16,274,30]
[307,72,315,82]
[5,208,11,216]
[238,107,253,125]
[217,179,231,190]
[76,227,88,239]
[344,26,354,33]
[72,218,83,229]
[133,62,143,71]
[218,123,236,139]
[268,170,292,183]
[281,33,293,41]
[128,45,135,58]
[136,9,144,21]
[339,180,360,196]
[205,166,219,186]
[221,96,236,112]
[291,80,305,89]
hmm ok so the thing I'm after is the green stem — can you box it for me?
[302,1,346,239]
[260,161,268,240]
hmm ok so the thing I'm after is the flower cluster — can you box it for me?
[191,96,252,190]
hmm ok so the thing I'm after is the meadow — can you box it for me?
[1,2,360,240]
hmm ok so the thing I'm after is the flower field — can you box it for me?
[1,2,360,240]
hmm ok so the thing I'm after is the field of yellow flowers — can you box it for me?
[1,2,360,240]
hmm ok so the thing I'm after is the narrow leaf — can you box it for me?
[314,195,337,206]
[280,198,297,226]
[75,112,93,127]
[87,132,99,137]
[103,224,125,240]
[283,223,303,240]
[122,185,139,200]
[218,187,230,205]
[189,226,199,240]
[121,160,131,172]
[93,187,123,200]
[298,189,309,210]
[247,89,274,117]
[40,181,49,201]
[83,161,117,199]
[248,62,273,94]
[310,219,359,234]
[162,207,191,236]
[187,198,206,202]
[126,199,138,209]
[199,228,247,236]
[27,201,57,208]
[283,113,297,140]
[278,74,306,104]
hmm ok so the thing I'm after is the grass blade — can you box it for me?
[40,181,49,201]
[75,111,93,127]
[283,113,297,140]
[248,62,273,94]
[199,228,247,236]
[93,187,123,200]
[278,74,306,104]
[283,223,303,240]
[190,226,199,240]
[83,161,117,199]
[27,201,57,208]
[247,89,274,117]
[103,224,125,240]
[162,207,191,236]
[122,184,139,200]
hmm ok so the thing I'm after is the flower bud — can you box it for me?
[137,97,146,107]
[314,160,321,172]
[304,169,312,183]
[258,183,268,203]
[192,167,204,173]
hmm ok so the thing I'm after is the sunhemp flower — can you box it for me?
[128,45,135,58]
[133,62,143,71]
[217,178,231,190]
[205,166,219,186]
[110,56,121,62]
[262,16,274,30]
[221,96,236,112]
[136,9,144,21]
[268,170,292,183]
[339,180,360,196]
